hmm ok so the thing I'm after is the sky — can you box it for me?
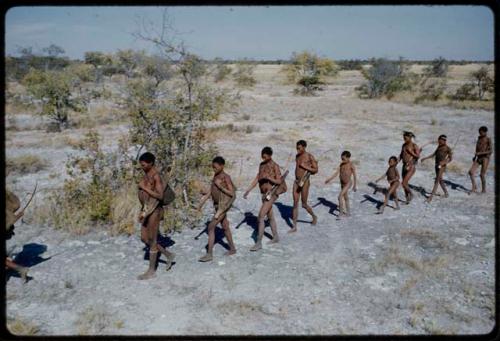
[5,6,495,61]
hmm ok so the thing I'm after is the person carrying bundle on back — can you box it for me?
[243,146,289,251]
[289,140,318,233]
[197,156,237,262]
[137,152,176,280]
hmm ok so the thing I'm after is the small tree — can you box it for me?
[22,69,79,128]
[212,57,232,82]
[282,51,338,95]
[415,78,446,103]
[233,61,256,87]
[423,57,449,78]
[451,83,476,101]
[115,49,144,78]
[142,55,172,86]
[471,66,493,100]
[357,58,413,99]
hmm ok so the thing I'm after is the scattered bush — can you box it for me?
[75,306,115,335]
[38,131,133,234]
[233,62,256,87]
[357,58,415,99]
[22,69,82,128]
[6,154,48,175]
[451,83,477,101]
[423,57,449,78]
[470,66,493,100]
[282,51,338,95]
[415,78,446,103]
[213,57,232,82]
[7,317,40,335]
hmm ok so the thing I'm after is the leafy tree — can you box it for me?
[357,58,413,99]
[22,69,80,128]
[282,51,338,95]
[423,57,449,78]
[212,57,232,82]
[233,61,256,87]
[471,66,493,100]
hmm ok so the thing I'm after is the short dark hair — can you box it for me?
[296,140,307,147]
[403,131,415,138]
[212,156,225,165]
[389,156,398,162]
[261,146,273,156]
[438,134,447,141]
[479,126,488,133]
[139,152,155,164]
[341,150,351,158]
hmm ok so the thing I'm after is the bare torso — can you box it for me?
[339,161,352,185]
[211,171,232,205]
[258,160,281,193]
[295,152,314,179]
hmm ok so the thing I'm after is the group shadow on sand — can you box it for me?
[5,177,475,283]
[195,177,473,243]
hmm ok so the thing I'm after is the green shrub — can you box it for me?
[282,51,338,95]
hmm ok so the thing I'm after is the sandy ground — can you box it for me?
[5,65,495,335]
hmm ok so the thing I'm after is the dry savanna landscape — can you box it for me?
[4,53,495,335]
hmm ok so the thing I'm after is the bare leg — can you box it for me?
[343,191,350,216]
[427,167,445,203]
[438,168,448,198]
[138,209,161,279]
[338,182,350,218]
[401,164,415,203]
[199,215,225,262]
[5,258,28,283]
[301,180,317,225]
[267,205,279,244]
[392,183,401,210]
[290,181,300,233]
[221,216,236,255]
[468,161,479,193]
[480,158,490,193]
[251,197,276,251]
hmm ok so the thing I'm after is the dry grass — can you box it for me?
[110,184,138,236]
[75,306,113,335]
[7,316,40,335]
[400,228,447,249]
[446,162,466,175]
[6,154,49,175]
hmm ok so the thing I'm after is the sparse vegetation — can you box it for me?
[213,57,232,82]
[75,306,115,335]
[233,61,256,87]
[6,154,49,175]
[7,316,40,335]
[357,58,416,99]
[22,69,81,129]
[282,51,338,95]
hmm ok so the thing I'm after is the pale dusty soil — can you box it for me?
[5,64,495,335]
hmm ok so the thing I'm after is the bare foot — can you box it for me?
[137,270,156,280]
[198,253,213,262]
[17,267,28,283]
[426,196,433,203]
[198,254,213,262]
[376,208,384,214]
[288,228,297,233]
[394,206,400,210]
[444,192,449,198]
[268,237,279,244]
[250,242,262,251]
[224,249,236,256]
[311,215,318,225]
